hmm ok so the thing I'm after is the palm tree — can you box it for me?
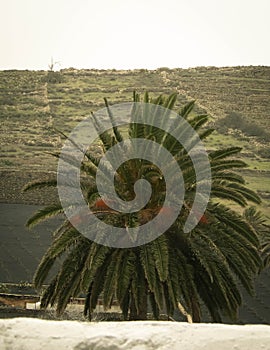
[24,92,262,322]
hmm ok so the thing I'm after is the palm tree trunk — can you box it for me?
[177,301,193,323]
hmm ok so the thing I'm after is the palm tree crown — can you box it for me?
[24,92,263,322]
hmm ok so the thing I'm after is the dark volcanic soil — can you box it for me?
[0,170,58,205]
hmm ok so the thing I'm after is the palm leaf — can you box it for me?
[189,114,209,130]
[209,147,242,160]
[150,235,169,281]
[211,183,248,206]
[81,244,111,291]
[88,260,110,316]
[198,128,215,140]
[91,111,113,151]
[55,241,90,314]
[140,244,156,291]
[211,171,245,184]
[116,250,136,304]
[210,204,260,247]
[103,249,123,309]
[179,100,195,119]
[22,178,57,192]
[163,93,178,110]
[26,203,64,228]
[34,255,56,289]
[47,227,82,259]
[211,159,248,171]
[227,182,261,204]
[40,276,58,308]
[130,255,147,314]
[104,97,124,143]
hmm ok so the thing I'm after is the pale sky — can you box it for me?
[1,0,269,70]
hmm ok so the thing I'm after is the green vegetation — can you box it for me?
[25,93,266,323]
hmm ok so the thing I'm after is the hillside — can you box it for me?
[0,66,269,217]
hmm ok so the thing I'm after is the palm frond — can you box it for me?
[140,244,156,291]
[34,254,56,290]
[209,204,260,247]
[103,249,123,309]
[209,147,242,160]
[227,183,261,204]
[116,250,136,304]
[55,241,90,314]
[211,171,245,184]
[189,114,209,130]
[198,128,215,140]
[152,273,164,310]
[46,227,82,259]
[179,100,196,119]
[130,255,147,315]
[34,228,84,289]
[104,97,124,143]
[211,183,248,206]
[91,111,113,151]
[40,276,58,308]
[22,178,57,192]
[163,93,178,110]
[26,203,64,228]
[211,159,248,172]
[88,261,109,315]
[150,235,169,282]
[81,244,111,291]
